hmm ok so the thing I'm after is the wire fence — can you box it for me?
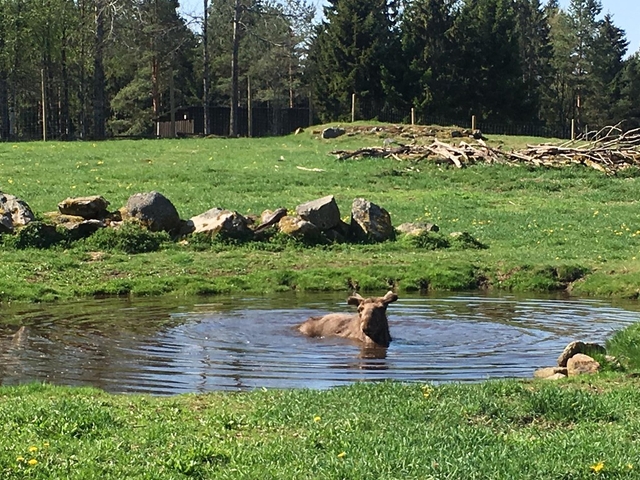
[0,91,597,142]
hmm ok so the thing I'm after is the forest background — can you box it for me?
[0,0,638,141]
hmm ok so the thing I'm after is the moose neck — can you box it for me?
[366,327,391,348]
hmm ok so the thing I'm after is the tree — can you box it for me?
[307,0,400,122]
[447,0,525,121]
[514,0,553,121]
[401,0,458,119]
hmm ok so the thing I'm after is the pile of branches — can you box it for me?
[330,125,640,175]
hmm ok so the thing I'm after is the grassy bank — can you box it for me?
[2,378,640,479]
[2,128,640,302]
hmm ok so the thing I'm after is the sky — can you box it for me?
[178,0,640,56]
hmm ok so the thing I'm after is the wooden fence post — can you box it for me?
[41,69,47,141]
[411,108,415,126]
[471,115,476,131]
[351,93,356,123]
[571,119,575,141]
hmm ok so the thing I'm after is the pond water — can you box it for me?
[1,292,639,395]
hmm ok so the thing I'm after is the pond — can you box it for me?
[1,292,639,395]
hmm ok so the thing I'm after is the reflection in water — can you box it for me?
[0,292,639,394]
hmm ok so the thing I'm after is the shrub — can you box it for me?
[2,222,68,249]
[82,222,169,254]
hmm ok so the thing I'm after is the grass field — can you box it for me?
[2,378,640,479]
[2,127,640,302]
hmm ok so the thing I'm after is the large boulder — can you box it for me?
[58,195,110,219]
[0,192,35,233]
[62,219,107,240]
[123,191,181,234]
[567,353,601,376]
[350,198,394,242]
[186,208,253,239]
[296,195,341,231]
[557,341,606,367]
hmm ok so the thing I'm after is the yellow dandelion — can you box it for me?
[43,442,50,447]
[628,464,634,470]
[29,446,38,453]
[337,451,346,458]
[590,461,604,473]
[28,459,38,466]
[16,456,25,462]
[313,416,321,422]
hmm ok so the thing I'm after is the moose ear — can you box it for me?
[382,291,398,304]
[347,293,364,306]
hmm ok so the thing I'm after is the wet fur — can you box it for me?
[298,291,398,347]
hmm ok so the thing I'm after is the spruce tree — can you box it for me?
[401,0,458,120]
[307,0,399,121]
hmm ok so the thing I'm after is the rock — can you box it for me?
[186,208,253,239]
[396,222,439,236]
[58,195,110,219]
[296,195,341,231]
[557,341,606,367]
[545,373,568,381]
[43,212,86,225]
[321,127,346,139]
[0,192,35,232]
[471,129,486,140]
[255,208,288,233]
[567,353,601,376]
[123,191,181,234]
[451,130,463,138]
[278,215,321,239]
[534,367,568,379]
[62,219,107,240]
[294,127,304,135]
[350,198,394,242]
[0,210,13,234]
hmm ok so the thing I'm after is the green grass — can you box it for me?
[1,379,640,479]
[1,128,640,302]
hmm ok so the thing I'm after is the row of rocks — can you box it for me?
[534,341,616,380]
[1,190,441,244]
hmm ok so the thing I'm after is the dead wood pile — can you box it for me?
[330,126,640,175]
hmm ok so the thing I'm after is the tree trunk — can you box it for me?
[203,0,210,135]
[61,26,70,140]
[229,0,240,137]
[0,74,8,140]
[93,0,106,139]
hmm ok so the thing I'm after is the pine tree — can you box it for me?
[307,0,399,121]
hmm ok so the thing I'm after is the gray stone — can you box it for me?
[557,341,606,367]
[350,198,394,242]
[567,353,601,376]
[186,208,253,239]
[321,127,346,139]
[296,195,341,231]
[123,191,181,234]
[0,192,35,232]
[544,373,568,381]
[58,195,110,219]
[396,222,439,236]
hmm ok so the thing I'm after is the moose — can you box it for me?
[297,291,399,348]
